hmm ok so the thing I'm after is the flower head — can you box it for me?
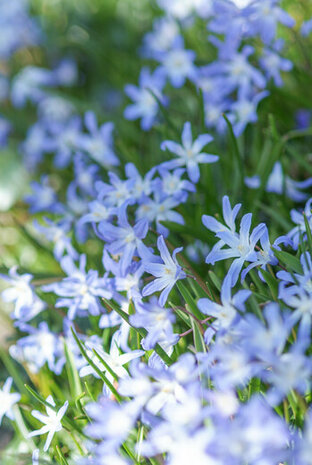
[142,235,186,306]
[28,395,68,452]
[161,122,218,183]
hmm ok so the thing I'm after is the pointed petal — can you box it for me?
[181,122,192,149]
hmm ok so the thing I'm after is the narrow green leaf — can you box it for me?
[0,348,27,395]
[92,348,119,382]
[24,384,58,411]
[260,269,278,300]
[63,340,83,399]
[190,318,206,353]
[223,113,244,195]
[274,250,302,274]
[303,213,312,257]
[169,303,191,327]
[177,280,204,320]
[56,445,70,465]
[208,270,222,292]
[248,377,261,399]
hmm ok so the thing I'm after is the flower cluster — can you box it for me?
[125,0,294,135]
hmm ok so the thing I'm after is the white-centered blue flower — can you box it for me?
[161,121,219,183]
[142,235,186,306]
[28,395,68,452]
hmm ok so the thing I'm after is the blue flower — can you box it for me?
[125,163,157,202]
[0,266,45,321]
[198,274,251,339]
[203,197,266,285]
[142,17,179,59]
[25,175,64,214]
[33,218,78,261]
[43,254,112,320]
[212,45,266,95]
[124,67,167,130]
[246,0,295,44]
[9,322,64,375]
[28,395,69,452]
[158,36,197,88]
[96,171,135,208]
[156,167,195,202]
[259,39,292,87]
[136,192,184,237]
[230,90,269,136]
[161,121,218,183]
[288,198,312,249]
[49,115,82,168]
[78,111,119,168]
[98,203,149,276]
[301,17,312,37]
[142,235,186,306]
[130,297,178,349]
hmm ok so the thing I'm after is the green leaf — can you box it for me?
[248,377,261,399]
[56,446,70,465]
[273,250,302,274]
[24,384,58,411]
[0,348,27,395]
[303,213,312,257]
[63,340,83,399]
[177,280,204,320]
[190,318,206,353]
[223,114,244,199]
[260,269,278,300]
[169,303,192,327]
[207,270,222,292]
